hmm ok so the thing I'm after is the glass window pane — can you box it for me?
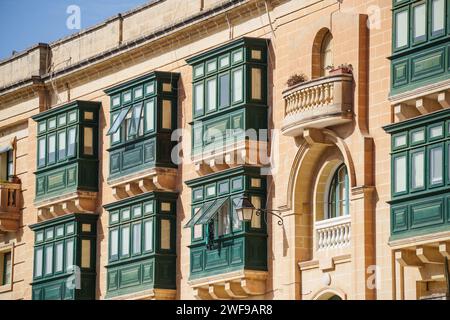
[413,4,426,40]
[432,0,445,33]
[81,240,91,268]
[67,128,76,157]
[396,10,408,48]
[251,196,262,228]
[251,68,262,100]
[145,100,155,132]
[162,100,172,129]
[110,229,118,258]
[144,219,153,252]
[430,147,443,184]
[160,220,171,250]
[132,223,141,255]
[121,226,130,256]
[55,243,64,273]
[218,201,231,235]
[35,248,43,277]
[232,69,243,103]
[83,127,94,155]
[48,135,56,164]
[412,151,424,189]
[45,246,53,275]
[3,252,11,285]
[38,138,46,167]
[219,73,230,107]
[206,78,217,112]
[58,131,66,160]
[66,240,74,270]
[128,102,144,137]
[394,155,407,193]
[194,83,204,114]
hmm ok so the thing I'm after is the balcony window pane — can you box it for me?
[48,135,56,164]
[218,201,231,235]
[81,240,91,268]
[412,151,424,189]
[432,0,445,33]
[110,229,118,258]
[413,4,426,40]
[206,78,217,112]
[67,128,76,157]
[144,219,153,252]
[194,83,204,115]
[58,131,66,160]
[394,155,407,193]
[144,99,155,132]
[35,248,43,277]
[251,68,262,100]
[162,100,172,129]
[430,147,443,184]
[132,223,141,255]
[395,10,408,48]
[160,220,171,250]
[83,127,94,155]
[38,138,46,167]
[128,103,143,137]
[66,240,74,269]
[219,73,230,107]
[232,69,243,103]
[55,243,64,273]
[45,246,53,275]
[121,226,130,257]
[251,196,262,228]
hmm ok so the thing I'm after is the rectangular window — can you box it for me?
[132,223,141,255]
[194,83,204,115]
[81,240,91,268]
[128,102,143,137]
[7,151,13,178]
[111,113,121,144]
[411,151,425,189]
[144,219,153,252]
[432,0,445,34]
[121,226,130,257]
[144,99,155,132]
[206,78,217,112]
[35,248,43,277]
[232,69,243,103]
[2,252,12,285]
[251,68,262,100]
[430,146,443,185]
[413,4,426,41]
[83,127,94,155]
[45,245,53,275]
[251,196,262,228]
[162,100,172,129]
[66,240,74,270]
[55,242,64,273]
[67,127,76,157]
[110,229,119,259]
[219,73,230,107]
[394,155,407,193]
[48,134,56,164]
[395,10,409,49]
[218,202,230,236]
[38,138,46,167]
[160,220,171,250]
[58,131,66,160]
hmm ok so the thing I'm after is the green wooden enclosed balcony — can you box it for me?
[186,38,269,173]
[104,192,177,300]
[104,72,179,200]
[384,108,450,241]
[32,101,100,221]
[185,166,268,299]
[30,213,98,300]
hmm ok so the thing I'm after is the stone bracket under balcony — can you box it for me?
[193,140,268,175]
[189,270,268,300]
[0,182,22,233]
[35,191,97,221]
[109,167,178,200]
[281,73,354,137]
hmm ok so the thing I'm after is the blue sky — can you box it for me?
[0,0,148,60]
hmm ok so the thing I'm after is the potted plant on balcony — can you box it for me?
[286,73,308,88]
[326,63,353,75]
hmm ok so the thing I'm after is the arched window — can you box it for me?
[327,164,349,219]
[320,32,333,77]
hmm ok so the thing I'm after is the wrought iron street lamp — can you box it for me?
[235,196,284,226]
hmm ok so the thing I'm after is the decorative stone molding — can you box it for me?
[281,73,353,137]
[35,191,97,221]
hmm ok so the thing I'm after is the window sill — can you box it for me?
[0,283,12,293]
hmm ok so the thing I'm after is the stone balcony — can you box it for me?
[0,181,22,232]
[281,73,353,137]
[315,215,351,251]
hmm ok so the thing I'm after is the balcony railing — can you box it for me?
[315,215,351,251]
[0,181,21,232]
[282,73,353,137]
